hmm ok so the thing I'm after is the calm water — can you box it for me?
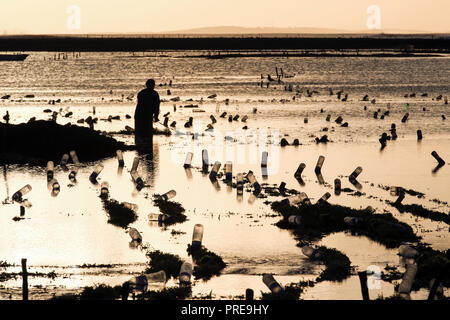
[0,52,449,299]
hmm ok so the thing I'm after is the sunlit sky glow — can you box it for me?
[1,0,449,34]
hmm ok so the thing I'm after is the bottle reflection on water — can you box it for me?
[47,161,54,181]
[100,181,109,198]
[89,164,104,181]
[262,274,283,294]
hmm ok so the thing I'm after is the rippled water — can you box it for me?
[0,52,449,300]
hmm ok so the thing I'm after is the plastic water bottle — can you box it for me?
[210,115,217,124]
[246,171,261,194]
[131,171,145,190]
[70,150,80,166]
[12,185,32,202]
[131,156,139,172]
[225,161,232,182]
[160,190,176,201]
[349,166,363,180]
[47,161,54,181]
[60,154,69,168]
[281,194,301,206]
[279,182,286,193]
[202,150,209,172]
[69,165,79,180]
[262,274,283,294]
[148,213,169,223]
[394,192,405,206]
[298,192,311,205]
[192,224,204,249]
[89,164,104,180]
[236,173,244,195]
[183,152,193,169]
[315,156,325,174]
[49,178,60,191]
[288,215,302,225]
[128,228,142,243]
[294,163,306,178]
[261,152,268,168]
[398,245,418,258]
[398,262,418,295]
[123,202,138,211]
[241,115,248,122]
[334,178,341,195]
[116,150,124,167]
[100,181,109,198]
[390,186,404,196]
[179,262,193,285]
[317,192,331,204]
[209,161,221,180]
[301,246,322,260]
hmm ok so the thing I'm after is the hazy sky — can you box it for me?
[1,0,449,34]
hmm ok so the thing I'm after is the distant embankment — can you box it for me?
[1,35,450,52]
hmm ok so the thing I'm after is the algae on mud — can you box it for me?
[315,247,353,282]
[271,201,419,248]
[388,202,450,225]
[102,199,138,228]
[187,244,227,280]
[145,250,184,279]
[0,120,132,165]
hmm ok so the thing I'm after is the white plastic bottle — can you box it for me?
[179,262,193,285]
[60,154,69,168]
[288,215,302,225]
[349,166,363,180]
[184,152,193,168]
[160,190,176,201]
[209,161,221,180]
[236,173,244,195]
[70,150,80,166]
[89,164,104,180]
[131,156,139,172]
[69,165,79,180]
[123,202,138,211]
[128,227,142,243]
[116,150,124,167]
[261,151,268,168]
[225,161,232,181]
[315,156,325,174]
[262,274,283,293]
[131,171,145,190]
[301,246,322,260]
[12,185,32,202]
[100,181,109,197]
[246,171,261,194]
[192,224,204,249]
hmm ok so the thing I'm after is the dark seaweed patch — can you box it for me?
[145,250,184,279]
[102,199,138,228]
[187,244,227,280]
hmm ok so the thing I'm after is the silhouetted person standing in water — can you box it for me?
[134,79,160,154]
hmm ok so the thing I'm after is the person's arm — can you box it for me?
[153,92,160,122]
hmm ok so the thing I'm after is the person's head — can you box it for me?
[146,79,155,90]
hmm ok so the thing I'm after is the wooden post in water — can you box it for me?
[22,258,28,300]
[358,271,370,301]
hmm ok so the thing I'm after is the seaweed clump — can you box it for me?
[102,199,138,228]
[315,247,352,282]
[0,120,132,165]
[153,198,187,225]
[392,203,450,225]
[261,280,315,300]
[145,250,184,279]
[187,244,227,280]
[271,201,419,248]
[79,284,122,300]
[140,286,192,300]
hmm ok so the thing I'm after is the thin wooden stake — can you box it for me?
[22,258,28,300]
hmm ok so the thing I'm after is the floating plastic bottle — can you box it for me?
[202,149,209,172]
[315,156,325,174]
[236,173,244,195]
[69,165,79,180]
[246,171,261,194]
[326,114,331,122]
[148,213,169,223]
[398,245,418,258]
[225,161,232,181]
[100,181,109,197]
[70,150,80,166]
[179,262,193,285]
[298,192,311,205]
[160,190,176,201]
[334,178,341,195]
[390,186,404,196]
[233,115,240,121]
[12,185,32,202]
[116,150,124,167]
[279,182,286,193]
[288,215,302,225]
[191,224,204,249]
[281,194,302,206]
[210,115,217,124]
[184,152,193,168]
[245,289,254,300]
[131,171,145,190]
[294,163,306,178]
[301,246,322,260]
[47,161,54,181]
[431,151,445,166]
[241,115,248,122]
[123,202,138,211]
[349,166,363,180]
[398,262,418,294]
[220,112,227,118]
[401,113,409,123]
[261,151,268,168]
[417,130,423,140]
[317,192,331,204]
[262,274,283,294]
[89,164,104,180]
[209,161,221,180]
[130,271,167,292]
[60,154,69,168]
[131,156,140,172]
[128,228,142,243]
